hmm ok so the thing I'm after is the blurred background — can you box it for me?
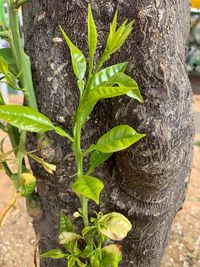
[0,3,200,267]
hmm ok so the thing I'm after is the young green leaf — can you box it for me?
[59,26,86,81]
[88,86,132,102]
[107,11,118,49]
[90,62,128,89]
[103,72,143,102]
[72,175,104,204]
[89,150,112,172]
[95,125,145,153]
[40,249,67,259]
[79,100,97,125]
[106,18,134,55]
[60,213,74,233]
[88,4,97,60]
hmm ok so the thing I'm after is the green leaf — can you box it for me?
[76,258,87,267]
[79,100,97,125]
[88,4,97,60]
[60,213,74,233]
[0,90,5,105]
[103,72,143,102]
[0,56,16,89]
[59,26,86,80]
[95,125,145,153]
[0,105,72,141]
[82,226,96,237]
[89,150,112,171]
[90,253,100,267]
[0,48,18,74]
[40,249,67,259]
[68,257,76,267]
[88,86,132,101]
[54,126,74,142]
[72,175,104,204]
[0,105,55,132]
[90,62,128,89]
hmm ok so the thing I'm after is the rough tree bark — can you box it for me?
[23,1,194,266]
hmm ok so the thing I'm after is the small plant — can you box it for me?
[0,2,145,266]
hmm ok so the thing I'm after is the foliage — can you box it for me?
[0,1,145,266]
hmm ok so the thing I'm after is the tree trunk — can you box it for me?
[23,1,194,266]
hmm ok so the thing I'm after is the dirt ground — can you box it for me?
[0,95,199,267]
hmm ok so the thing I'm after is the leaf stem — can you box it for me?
[73,111,89,227]
[15,0,30,9]
[0,31,10,39]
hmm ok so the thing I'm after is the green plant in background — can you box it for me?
[0,2,145,266]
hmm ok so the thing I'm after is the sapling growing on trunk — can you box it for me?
[0,2,145,266]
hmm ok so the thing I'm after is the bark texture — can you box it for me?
[23,1,194,266]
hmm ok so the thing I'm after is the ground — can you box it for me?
[0,95,199,267]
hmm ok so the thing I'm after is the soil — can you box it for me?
[0,95,199,267]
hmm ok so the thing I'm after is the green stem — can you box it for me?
[17,130,26,181]
[2,162,12,178]
[81,196,89,226]
[7,125,20,156]
[8,0,38,111]
[73,112,89,227]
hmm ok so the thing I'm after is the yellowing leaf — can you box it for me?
[29,154,56,174]
[42,161,56,173]
[19,173,36,197]
[59,231,81,244]
[99,212,132,240]
[0,192,20,230]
